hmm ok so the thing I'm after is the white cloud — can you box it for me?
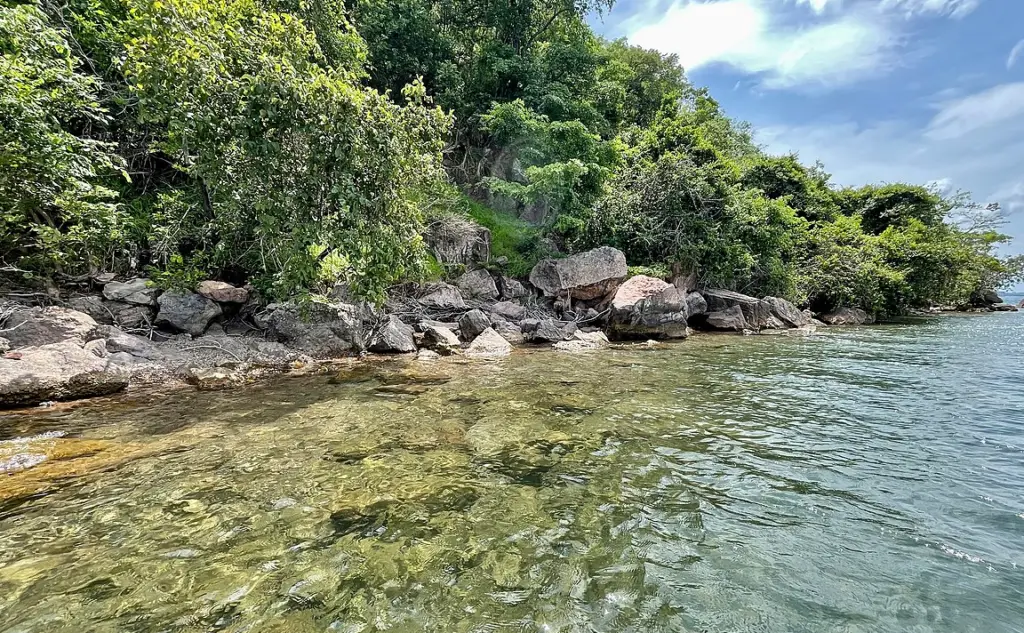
[795,0,841,13]
[879,0,981,18]
[629,0,900,89]
[756,83,1024,253]
[926,82,1024,140]
[1008,39,1024,69]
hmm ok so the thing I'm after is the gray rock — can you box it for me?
[499,276,530,300]
[83,338,108,358]
[102,327,167,361]
[608,275,688,340]
[488,301,528,322]
[979,289,1003,305]
[110,304,155,330]
[420,324,461,355]
[764,297,807,328]
[455,269,499,301]
[414,319,460,332]
[493,321,525,345]
[685,292,707,318]
[197,280,249,304]
[102,278,159,306]
[0,337,8,353]
[553,329,609,352]
[528,246,628,301]
[69,296,114,324]
[368,316,417,354]
[92,272,117,285]
[702,289,771,330]
[416,348,442,362]
[525,319,566,344]
[458,309,492,341]
[704,305,748,331]
[418,283,467,310]
[820,307,873,326]
[0,342,129,407]
[156,291,223,337]
[267,301,371,357]
[0,307,102,349]
[465,327,513,359]
[424,216,491,267]
[989,303,1019,312]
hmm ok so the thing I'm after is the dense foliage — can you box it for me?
[1,0,1020,312]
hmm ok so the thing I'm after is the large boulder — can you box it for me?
[102,327,168,361]
[607,275,689,339]
[197,280,249,305]
[820,307,873,326]
[703,305,748,331]
[0,307,102,349]
[465,327,513,359]
[0,342,129,407]
[528,246,627,301]
[102,278,159,306]
[498,276,530,300]
[764,297,808,329]
[420,323,461,355]
[458,309,492,341]
[418,283,467,311]
[266,301,371,357]
[368,316,417,354]
[702,289,771,330]
[493,321,525,345]
[455,269,499,301]
[68,296,114,325]
[155,291,222,337]
[424,215,491,267]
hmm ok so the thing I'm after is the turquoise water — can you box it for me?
[1,312,1023,632]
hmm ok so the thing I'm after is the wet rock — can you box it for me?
[989,303,1019,312]
[368,316,416,354]
[522,319,566,344]
[458,309,492,341]
[455,269,499,301]
[764,315,787,330]
[553,329,609,352]
[608,275,688,340]
[764,297,808,328]
[493,321,525,345]
[0,307,102,349]
[266,301,371,357]
[185,367,243,390]
[529,246,628,301]
[155,291,223,337]
[102,278,159,306]
[418,283,467,310]
[197,280,249,304]
[821,307,873,326]
[465,327,513,359]
[420,323,461,355]
[0,342,130,407]
[703,305,748,331]
[488,301,528,322]
[416,348,442,362]
[702,289,771,330]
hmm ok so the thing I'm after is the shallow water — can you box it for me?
[2,313,1023,633]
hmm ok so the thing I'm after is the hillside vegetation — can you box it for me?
[2,0,1021,313]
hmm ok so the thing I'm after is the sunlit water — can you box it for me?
[2,313,1023,632]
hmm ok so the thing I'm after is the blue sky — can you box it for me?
[593,0,1024,269]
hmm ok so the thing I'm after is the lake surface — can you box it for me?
[2,313,1023,633]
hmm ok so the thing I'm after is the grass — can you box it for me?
[462,196,554,278]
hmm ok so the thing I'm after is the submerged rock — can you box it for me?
[529,246,627,301]
[820,307,873,325]
[465,327,513,359]
[0,342,129,407]
[155,291,223,337]
[102,278,159,306]
[608,275,688,339]
[553,329,610,352]
[368,316,417,354]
